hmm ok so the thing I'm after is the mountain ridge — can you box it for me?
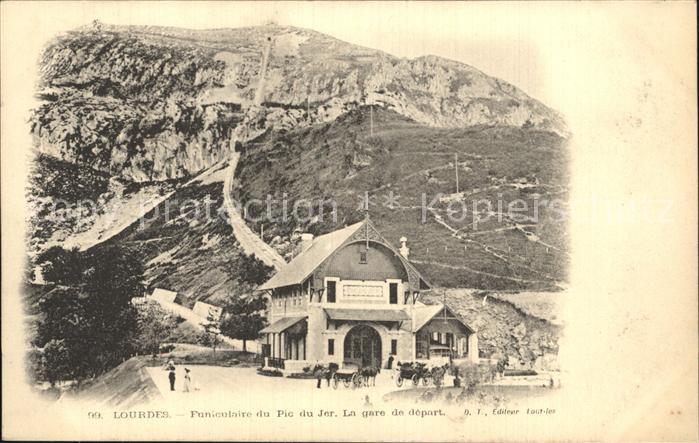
[28,23,569,295]
[31,23,568,184]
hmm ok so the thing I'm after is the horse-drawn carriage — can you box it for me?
[395,362,450,387]
[395,361,431,387]
[331,363,379,389]
[332,363,362,389]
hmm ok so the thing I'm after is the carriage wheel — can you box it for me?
[412,374,420,386]
[333,375,339,389]
[342,376,351,388]
[422,375,431,386]
[396,376,403,387]
[352,373,362,388]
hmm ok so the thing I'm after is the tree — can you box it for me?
[134,302,177,357]
[34,244,143,382]
[41,339,71,387]
[234,254,274,286]
[199,311,222,354]
[35,246,84,286]
[220,293,268,352]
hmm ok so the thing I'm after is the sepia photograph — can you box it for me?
[2,1,697,441]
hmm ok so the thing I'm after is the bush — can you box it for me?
[496,356,509,374]
[257,368,283,377]
[166,322,201,345]
[504,369,537,377]
[41,339,71,386]
[158,344,176,353]
[458,362,495,387]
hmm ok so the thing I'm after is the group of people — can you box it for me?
[166,359,194,393]
[312,353,399,389]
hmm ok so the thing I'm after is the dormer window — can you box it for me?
[359,250,367,264]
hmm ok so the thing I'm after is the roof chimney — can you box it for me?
[399,236,409,259]
[300,233,314,253]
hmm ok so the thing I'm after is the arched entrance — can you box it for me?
[343,325,382,368]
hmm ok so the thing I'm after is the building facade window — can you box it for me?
[359,250,367,264]
[328,339,335,355]
[389,282,398,304]
[391,339,397,355]
[327,281,336,303]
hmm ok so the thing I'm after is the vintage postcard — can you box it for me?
[2,1,697,441]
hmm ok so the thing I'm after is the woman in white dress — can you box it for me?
[183,368,191,393]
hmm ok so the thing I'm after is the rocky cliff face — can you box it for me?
[32,24,568,183]
[424,290,561,370]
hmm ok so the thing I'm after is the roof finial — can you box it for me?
[364,197,370,250]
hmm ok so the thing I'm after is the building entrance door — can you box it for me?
[344,325,382,368]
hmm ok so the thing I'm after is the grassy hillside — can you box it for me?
[91,163,271,306]
[236,107,569,290]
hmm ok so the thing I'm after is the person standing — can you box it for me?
[168,368,176,391]
[313,364,324,389]
[387,354,394,370]
[183,368,191,393]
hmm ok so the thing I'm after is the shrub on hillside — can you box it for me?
[133,302,178,357]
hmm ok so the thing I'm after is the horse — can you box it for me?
[430,363,450,387]
[360,366,378,387]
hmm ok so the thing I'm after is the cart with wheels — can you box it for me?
[332,363,362,389]
[395,362,431,387]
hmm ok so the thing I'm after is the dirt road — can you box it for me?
[144,366,405,410]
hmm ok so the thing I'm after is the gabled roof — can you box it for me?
[259,316,307,334]
[258,222,364,290]
[257,218,432,292]
[192,301,224,321]
[412,302,474,333]
[151,288,177,303]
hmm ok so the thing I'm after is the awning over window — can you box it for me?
[260,316,307,334]
[324,308,409,322]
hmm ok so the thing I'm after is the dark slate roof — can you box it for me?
[258,222,365,290]
[411,302,475,333]
[259,316,307,334]
[258,219,431,291]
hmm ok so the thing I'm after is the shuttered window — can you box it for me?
[327,281,336,303]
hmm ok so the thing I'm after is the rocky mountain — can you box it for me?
[423,290,561,370]
[31,23,567,184]
[27,24,568,366]
[28,22,569,294]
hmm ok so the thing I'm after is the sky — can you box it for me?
[3,1,693,118]
[3,1,573,108]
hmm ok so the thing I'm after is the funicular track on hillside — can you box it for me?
[222,150,286,270]
[219,31,286,271]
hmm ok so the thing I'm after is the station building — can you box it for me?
[257,218,478,372]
